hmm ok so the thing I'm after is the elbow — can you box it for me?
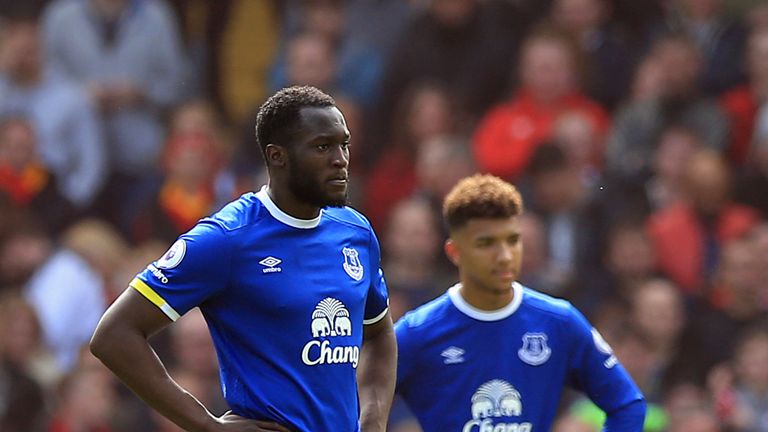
[89,323,109,360]
[89,319,122,362]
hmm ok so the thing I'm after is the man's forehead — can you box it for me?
[298,106,347,128]
[457,217,521,236]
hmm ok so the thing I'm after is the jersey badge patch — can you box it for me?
[156,239,186,269]
[342,247,364,281]
[518,332,551,366]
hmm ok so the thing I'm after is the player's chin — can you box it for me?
[490,276,515,291]
[322,189,348,208]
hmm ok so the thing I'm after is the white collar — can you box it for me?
[255,186,322,229]
[448,282,523,321]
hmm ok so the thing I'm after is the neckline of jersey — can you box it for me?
[256,186,322,229]
[448,282,523,321]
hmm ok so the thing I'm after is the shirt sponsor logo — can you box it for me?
[463,380,532,432]
[301,298,359,368]
[518,332,551,366]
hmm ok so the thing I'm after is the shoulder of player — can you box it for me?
[519,285,579,322]
[201,193,270,233]
[322,206,375,233]
[395,293,453,333]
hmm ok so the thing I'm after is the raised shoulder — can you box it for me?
[323,206,375,233]
[202,193,268,232]
[396,294,453,331]
[520,286,577,322]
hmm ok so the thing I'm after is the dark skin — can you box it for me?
[90,105,397,432]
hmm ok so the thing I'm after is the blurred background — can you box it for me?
[0,0,767,431]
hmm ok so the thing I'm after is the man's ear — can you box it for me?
[265,144,287,168]
[444,239,460,266]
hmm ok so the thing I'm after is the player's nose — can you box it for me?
[329,144,349,168]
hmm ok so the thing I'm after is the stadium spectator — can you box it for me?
[552,110,606,188]
[575,217,658,316]
[42,0,188,224]
[0,292,47,432]
[733,102,768,215]
[629,279,706,400]
[0,9,106,212]
[25,219,128,371]
[688,236,765,369]
[378,0,522,141]
[517,211,568,296]
[48,364,117,432]
[646,124,706,211]
[0,116,78,232]
[0,292,59,390]
[550,0,635,109]
[413,134,476,207]
[522,143,605,295]
[647,0,746,96]
[706,324,768,431]
[0,217,51,288]
[473,25,609,180]
[382,197,445,320]
[647,149,760,295]
[719,28,768,165]
[271,0,383,109]
[606,34,729,184]
[365,82,460,230]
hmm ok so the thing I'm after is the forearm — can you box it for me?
[602,398,646,432]
[91,317,217,432]
[358,319,397,432]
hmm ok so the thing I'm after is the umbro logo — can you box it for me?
[259,256,282,273]
[441,346,465,364]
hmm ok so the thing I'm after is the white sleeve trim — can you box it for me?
[363,306,389,325]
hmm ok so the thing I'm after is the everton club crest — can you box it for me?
[342,247,364,281]
[518,332,551,366]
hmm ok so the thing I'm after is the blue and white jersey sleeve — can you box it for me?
[566,307,645,417]
[363,228,388,325]
[131,220,232,321]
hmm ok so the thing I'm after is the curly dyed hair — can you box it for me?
[443,174,524,231]
[255,86,336,157]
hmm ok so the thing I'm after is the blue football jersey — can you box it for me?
[395,282,643,432]
[131,187,389,432]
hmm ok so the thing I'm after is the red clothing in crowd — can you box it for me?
[363,148,417,232]
[647,201,761,295]
[720,85,759,166]
[472,90,610,179]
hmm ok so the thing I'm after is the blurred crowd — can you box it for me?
[0,0,767,431]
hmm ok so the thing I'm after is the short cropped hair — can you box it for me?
[443,174,524,231]
[255,85,335,157]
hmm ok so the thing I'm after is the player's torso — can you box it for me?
[226,220,370,347]
[404,303,571,432]
[204,216,372,431]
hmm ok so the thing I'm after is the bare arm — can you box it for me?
[90,288,290,432]
[358,311,397,432]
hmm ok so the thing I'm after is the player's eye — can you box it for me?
[475,238,493,248]
[316,143,329,151]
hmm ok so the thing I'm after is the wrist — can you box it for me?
[193,413,221,432]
